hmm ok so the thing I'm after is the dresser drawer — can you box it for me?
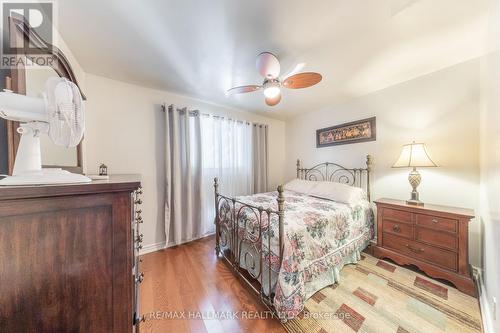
[416,227,457,251]
[382,208,413,224]
[383,219,413,239]
[383,233,457,271]
[416,214,457,233]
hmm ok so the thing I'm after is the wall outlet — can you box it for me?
[493,297,497,321]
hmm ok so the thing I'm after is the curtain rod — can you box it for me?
[161,103,268,127]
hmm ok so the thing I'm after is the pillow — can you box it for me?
[283,179,318,194]
[309,181,367,206]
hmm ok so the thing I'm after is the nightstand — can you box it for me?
[373,198,476,296]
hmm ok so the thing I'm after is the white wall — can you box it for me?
[285,59,482,267]
[52,27,86,92]
[83,74,286,250]
[479,0,500,330]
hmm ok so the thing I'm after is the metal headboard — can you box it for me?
[296,155,372,201]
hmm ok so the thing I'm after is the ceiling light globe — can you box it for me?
[264,86,280,98]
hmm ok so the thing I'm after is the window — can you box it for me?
[200,115,253,233]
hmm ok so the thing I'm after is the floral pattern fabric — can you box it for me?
[227,190,374,319]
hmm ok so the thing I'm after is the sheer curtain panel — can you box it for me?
[200,115,253,231]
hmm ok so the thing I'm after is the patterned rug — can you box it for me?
[283,254,482,333]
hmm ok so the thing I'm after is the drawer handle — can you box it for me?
[406,244,424,254]
[432,219,438,224]
[392,224,401,233]
[134,314,146,325]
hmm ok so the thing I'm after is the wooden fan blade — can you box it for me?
[226,85,261,95]
[256,52,280,78]
[282,72,322,89]
[281,62,306,80]
[265,92,281,106]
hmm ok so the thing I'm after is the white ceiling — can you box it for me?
[55,0,489,119]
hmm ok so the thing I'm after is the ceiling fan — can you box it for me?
[226,52,322,106]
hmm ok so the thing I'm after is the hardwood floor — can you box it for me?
[139,235,286,333]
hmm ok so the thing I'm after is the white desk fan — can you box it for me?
[0,77,91,185]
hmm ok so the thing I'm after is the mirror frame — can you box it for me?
[5,14,85,175]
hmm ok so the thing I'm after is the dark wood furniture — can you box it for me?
[0,175,143,332]
[373,198,475,296]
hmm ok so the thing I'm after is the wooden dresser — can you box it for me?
[373,198,475,296]
[0,175,144,332]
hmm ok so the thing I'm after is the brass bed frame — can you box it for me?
[213,155,372,320]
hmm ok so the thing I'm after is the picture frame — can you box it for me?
[316,116,376,147]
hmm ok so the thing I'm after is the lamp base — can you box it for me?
[406,199,424,206]
[407,168,423,206]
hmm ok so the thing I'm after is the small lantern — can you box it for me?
[99,163,108,176]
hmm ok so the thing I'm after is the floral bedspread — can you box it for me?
[229,190,374,319]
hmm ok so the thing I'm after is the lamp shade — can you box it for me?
[392,142,437,168]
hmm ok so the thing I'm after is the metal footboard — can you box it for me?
[214,178,285,315]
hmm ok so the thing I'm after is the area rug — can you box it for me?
[283,254,482,333]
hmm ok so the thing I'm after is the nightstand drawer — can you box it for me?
[382,208,412,224]
[374,198,475,296]
[416,227,457,251]
[382,220,413,239]
[416,214,457,233]
[383,233,457,271]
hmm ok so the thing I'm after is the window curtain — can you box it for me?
[164,106,269,247]
[164,105,205,246]
[252,124,268,193]
[200,115,253,232]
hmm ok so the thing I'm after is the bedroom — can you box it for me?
[0,0,498,332]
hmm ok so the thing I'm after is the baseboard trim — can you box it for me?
[139,232,215,256]
[166,232,215,248]
[473,266,494,333]
[139,241,166,255]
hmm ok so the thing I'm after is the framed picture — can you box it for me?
[316,117,376,147]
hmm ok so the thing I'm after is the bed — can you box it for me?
[213,156,375,321]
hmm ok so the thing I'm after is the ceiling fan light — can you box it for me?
[264,86,280,98]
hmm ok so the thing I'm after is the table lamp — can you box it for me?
[392,141,437,206]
